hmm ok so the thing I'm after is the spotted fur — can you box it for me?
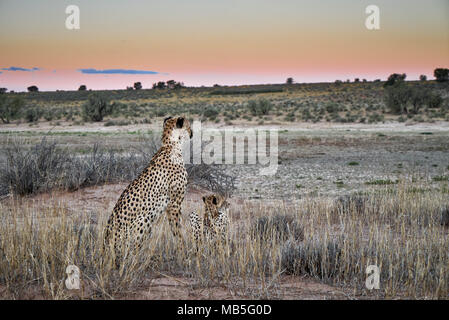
[104,116,192,255]
[189,194,230,244]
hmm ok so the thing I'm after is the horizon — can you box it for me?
[1,0,448,92]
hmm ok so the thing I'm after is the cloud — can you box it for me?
[1,66,40,72]
[78,68,160,75]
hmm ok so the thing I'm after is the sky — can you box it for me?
[0,0,448,91]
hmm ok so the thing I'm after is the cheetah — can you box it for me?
[104,116,192,255]
[189,194,230,244]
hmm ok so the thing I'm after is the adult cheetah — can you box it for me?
[104,116,192,254]
[189,194,230,244]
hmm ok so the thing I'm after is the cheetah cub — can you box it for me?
[189,194,230,244]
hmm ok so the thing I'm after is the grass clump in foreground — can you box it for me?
[0,182,448,299]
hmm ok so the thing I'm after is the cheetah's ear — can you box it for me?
[212,196,217,205]
[164,116,172,124]
[202,196,206,203]
[176,117,184,128]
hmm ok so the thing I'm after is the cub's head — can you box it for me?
[162,116,193,146]
[202,194,229,219]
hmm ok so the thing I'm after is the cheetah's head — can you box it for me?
[202,194,229,219]
[162,116,193,146]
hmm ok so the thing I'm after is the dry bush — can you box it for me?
[0,136,235,197]
[251,214,304,242]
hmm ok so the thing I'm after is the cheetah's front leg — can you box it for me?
[165,190,184,242]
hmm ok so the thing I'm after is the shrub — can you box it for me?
[27,85,39,92]
[384,82,410,114]
[203,107,219,120]
[434,68,449,82]
[384,73,406,87]
[0,96,24,123]
[281,240,342,278]
[248,99,272,116]
[251,214,304,242]
[24,106,43,122]
[82,93,113,122]
[0,137,236,197]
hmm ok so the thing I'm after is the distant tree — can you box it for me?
[166,80,176,89]
[384,82,410,114]
[0,95,25,123]
[384,73,406,87]
[82,93,113,122]
[0,88,7,94]
[153,81,166,89]
[126,86,133,90]
[354,78,360,83]
[385,82,443,114]
[334,80,343,85]
[27,85,39,92]
[434,68,449,82]
[286,77,294,84]
[173,81,185,89]
[362,79,367,83]
[78,85,87,91]
[373,79,381,82]
[213,84,221,87]
[419,75,427,81]
[134,82,142,90]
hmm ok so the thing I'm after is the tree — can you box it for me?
[0,88,7,94]
[354,78,360,83]
[434,68,449,82]
[419,75,427,81]
[384,73,406,87]
[0,95,24,123]
[78,85,87,91]
[27,85,39,92]
[384,82,410,114]
[286,77,294,84]
[385,82,443,114]
[174,81,184,89]
[134,82,142,90]
[82,93,113,122]
[166,80,176,89]
[153,81,166,89]
[126,86,133,90]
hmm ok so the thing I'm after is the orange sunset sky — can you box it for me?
[0,0,448,91]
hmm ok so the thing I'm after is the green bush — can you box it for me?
[24,106,43,123]
[248,99,272,116]
[82,93,113,122]
[0,96,24,123]
[203,107,219,120]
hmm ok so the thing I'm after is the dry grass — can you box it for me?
[0,180,448,299]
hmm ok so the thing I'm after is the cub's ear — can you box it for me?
[202,196,206,203]
[176,117,184,128]
[164,116,172,124]
[212,196,217,205]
